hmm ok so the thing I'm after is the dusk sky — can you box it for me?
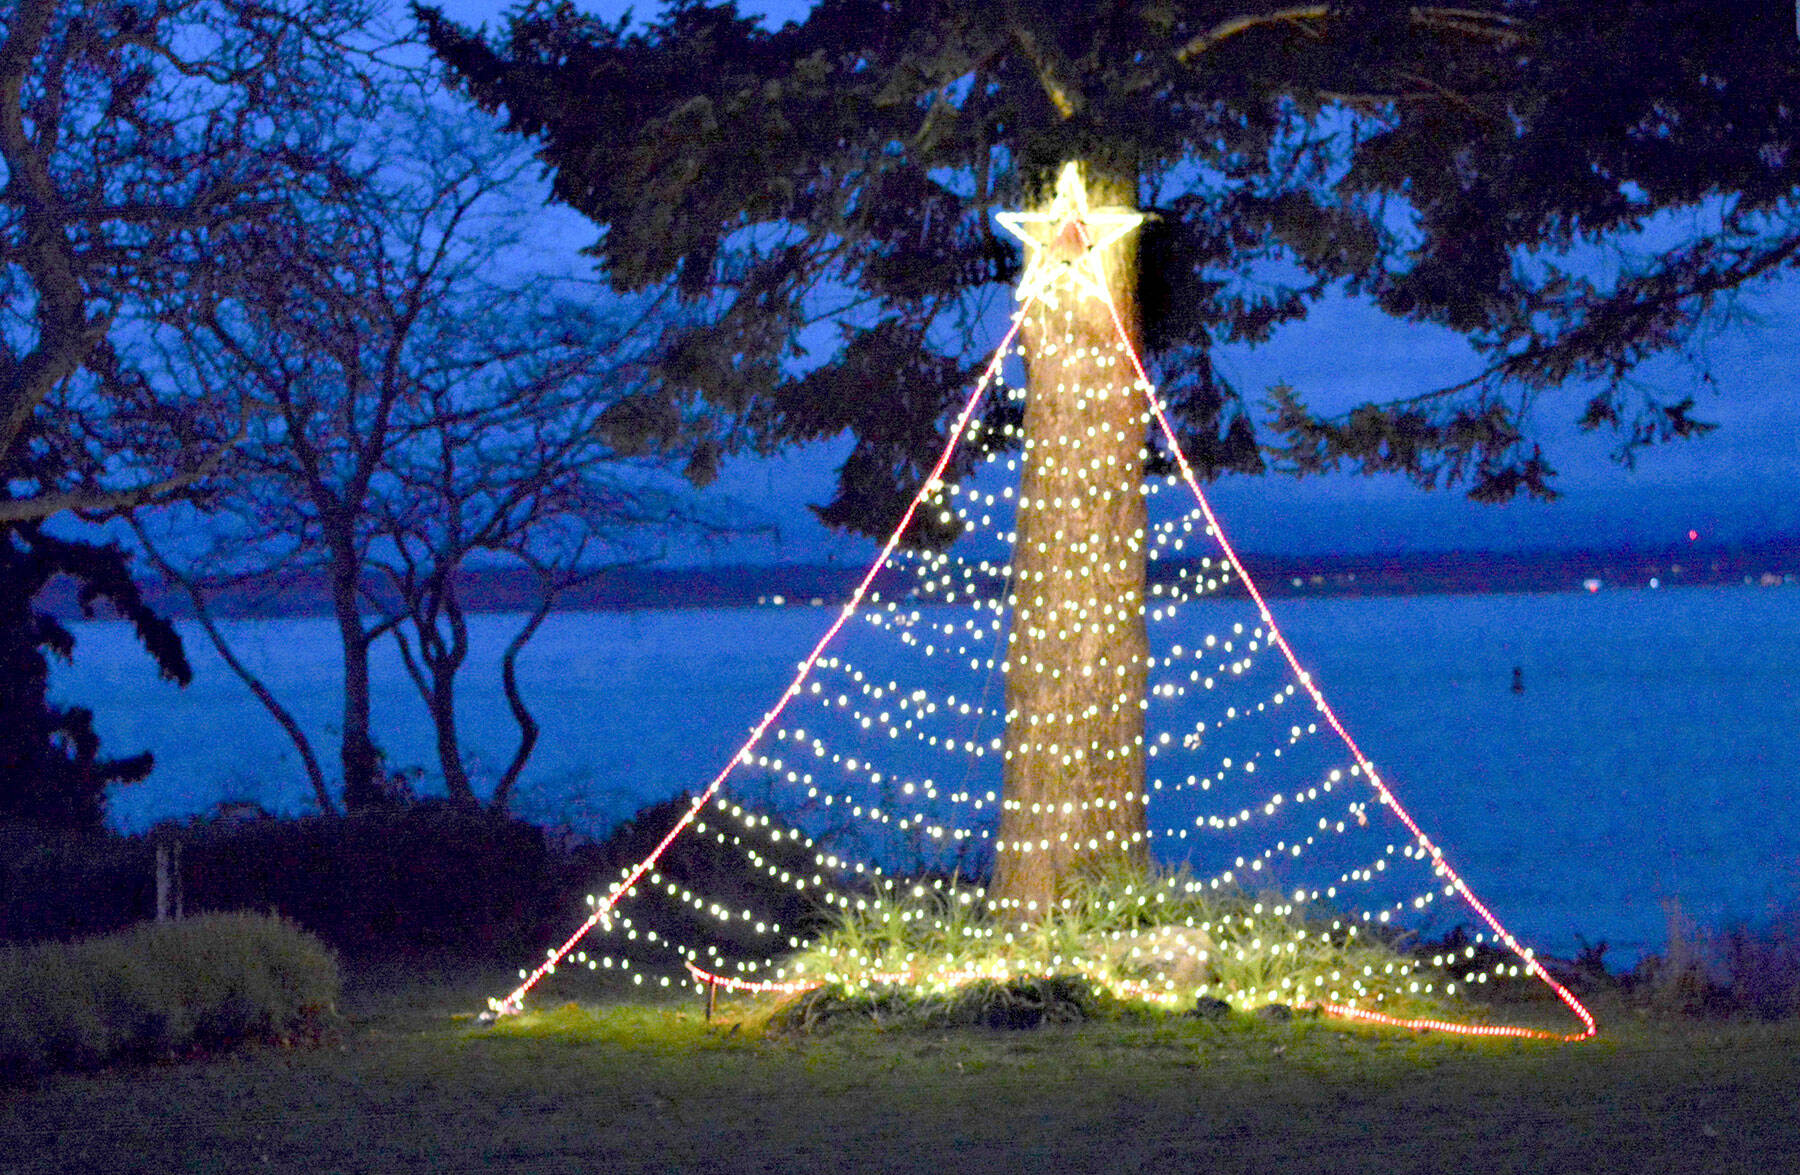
[420,0,1800,563]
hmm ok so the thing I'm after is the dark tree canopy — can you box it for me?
[0,0,396,833]
[0,0,389,525]
[419,0,1800,536]
[0,503,190,832]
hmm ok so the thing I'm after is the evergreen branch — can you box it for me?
[1175,5,1520,64]
[1175,5,1330,62]
[1010,26,1080,118]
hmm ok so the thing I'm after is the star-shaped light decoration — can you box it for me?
[995,161,1144,308]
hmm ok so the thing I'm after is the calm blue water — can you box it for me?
[49,584,1800,962]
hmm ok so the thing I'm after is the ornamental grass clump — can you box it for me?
[771,972,1115,1033]
[0,912,339,1079]
[1622,898,1800,1020]
[773,864,1471,1029]
[1710,914,1800,1020]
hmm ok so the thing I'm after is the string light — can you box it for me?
[485,161,1598,1045]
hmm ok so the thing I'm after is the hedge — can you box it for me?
[0,912,339,1079]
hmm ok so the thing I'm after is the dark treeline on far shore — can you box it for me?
[33,534,1800,620]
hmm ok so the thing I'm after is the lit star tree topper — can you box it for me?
[996,162,1145,308]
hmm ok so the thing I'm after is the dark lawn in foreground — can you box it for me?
[3,962,1796,1175]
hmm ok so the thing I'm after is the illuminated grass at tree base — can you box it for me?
[488,163,1598,1044]
[771,866,1489,1022]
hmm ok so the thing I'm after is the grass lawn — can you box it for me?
[3,958,1796,1175]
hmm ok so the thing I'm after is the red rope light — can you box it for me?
[488,317,1025,1016]
[684,962,821,995]
[493,198,1601,1045]
[682,966,1581,1042]
[1098,291,1598,1043]
[1304,1002,1584,1041]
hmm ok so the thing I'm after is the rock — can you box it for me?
[1253,1002,1293,1023]
[1090,923,1218,990]
[1190,995,1233,1020]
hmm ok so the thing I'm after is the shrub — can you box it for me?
[2,795,829,968]
[1710,912,1800,1020]
[1624,900,1800,1020]
[774,864,1468,1029]
[560,792,832,969]
[0,823,153,942]
[0,805,557,956]
[770,973,1118,1034]
[178,801,551,958]
[0,912,338,1079]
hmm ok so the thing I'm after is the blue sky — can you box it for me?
[420,0,1800,561]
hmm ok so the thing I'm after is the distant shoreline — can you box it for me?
[36,535,1800,619]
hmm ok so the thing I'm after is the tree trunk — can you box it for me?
[390,578,476,805]
[428,583,474,805]
[329,534,382,809]
[428,665,470,803]
[128,518,336,814]
[989,164,1150,920]
[492,571,555,814]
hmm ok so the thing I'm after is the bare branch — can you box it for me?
[128,514,335,813]
[0,413,245,524]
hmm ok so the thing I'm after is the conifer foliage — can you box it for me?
[0,513,190,832]
[417,0,1800,518]
[418,0,1800,916]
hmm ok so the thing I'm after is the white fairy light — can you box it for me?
[484,162,1597,1045]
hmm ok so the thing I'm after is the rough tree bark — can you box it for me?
[392,571,475,805]
[327,522,384,809]
[492,560,557,813]
[989,163,1151,919]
